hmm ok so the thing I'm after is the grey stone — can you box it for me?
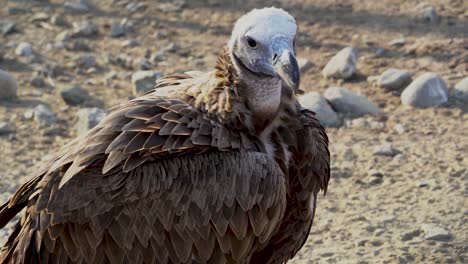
[0,122,13,135]
[298,58,312,73]
[322,47,358,79]
[0,70,17,100]
[126,2,148,12]
[373,143,401,157]
[15,42,34,57]
[150,51,165,63]
[0,20,16,35]
[136,58,151,70]
[64,1,90,13]
[60,85,91,106]
[110,23,126,38]
[389,37,406,47]
[378,69,412,91]
[121,39,138,47]
[56,30,73,42]
[422,6,439,23]
[30,75,53,91]
[131,71,164,95]
[400,229,420,241]
[394,124,406,134]
[298,92,340,127]
[75,107,106,135]
[324,87,381,118]
[452,77,468,102]
[72,20,98,37]
[34,104,57,127]
[421,224,451,241]
[50,14,68,27]
[401,73,448,108]
[73,55,96,69]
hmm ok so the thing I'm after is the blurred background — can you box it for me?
[0,0,467,263]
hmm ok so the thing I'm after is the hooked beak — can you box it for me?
[274,50,300,92]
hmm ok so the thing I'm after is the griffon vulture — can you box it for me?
[0,7,329,263]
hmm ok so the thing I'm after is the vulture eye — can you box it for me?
[246,36,258,48]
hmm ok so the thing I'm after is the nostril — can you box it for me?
[273,53,278,62]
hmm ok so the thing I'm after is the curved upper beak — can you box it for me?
[274,50,300,92]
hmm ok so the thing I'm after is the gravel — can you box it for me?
[131,70,164,95]
[75,107,106,135]
[0,70,17,100]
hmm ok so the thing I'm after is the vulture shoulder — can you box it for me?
[0,81,287,263]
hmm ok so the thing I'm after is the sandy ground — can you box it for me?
[0,0,467,263]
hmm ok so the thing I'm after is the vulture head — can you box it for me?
[228,7,300,120]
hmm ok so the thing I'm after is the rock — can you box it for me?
[60,85,91,106]
[400,229,420,241]
[131,71,163,95]
[298,58,312,73]
[150,51,165,63]
[373,143,400,157]
[136,58,151,70]
[394,124,406,134]
[0,70,17,100]
[72,54,97,69]
[110,22,126,38]
[75,107,106,135]
[15,42,34,56]
[126,2,148,13]
[389,37,406,47]
[0,20,16,35]
[298,92,340,127]
[422,6,439,23]
[0,122,13,135]
[421,224,451,241]
[64,1,90,13]
[401,73,448,108]
[322,47,358,79]
[452,77,468,102]
[324,87,381,118]
[377,69,412,91]
[30,75,53,91]
[50,14,68,27]
[72,20,98,37]
[121,39,138,47]
[34,104,57,128]
[56,30,73,42]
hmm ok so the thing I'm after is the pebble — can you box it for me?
[373,143,401,157]
[422,6,439,23]
[72,54,97,69]
[72,20,98,37]
[389,37,406,47]
[50,14,68,27]
[75,107,106,135]
[110,22,126,38]
[150,51,165,63]
[0,122,13,135]
[394,124,406,134]
[377,69,412,91]
[64,1,90,13]
[452,77,468,102]
[420,224,451,241]
[400,229,421,241]
[298,58,312,73]
[322,47,358,79]
[15,42,34,57]
[0,70,17,100]
[324,87,381,118]
[298,92,340,127]
[136,58,152,70]
[401,73,448,108]
[121,39,138,47]
[126,2,148,13]
[131,71,164,95]
[34,104,57,128]
[56,30,73,42]
[0,20,16,35]
[60,85,91,106]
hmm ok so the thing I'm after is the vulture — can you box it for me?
[0,7,329,264]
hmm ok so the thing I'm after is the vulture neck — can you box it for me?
[228,54,282,133]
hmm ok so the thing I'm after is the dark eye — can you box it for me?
[246,36,258,48]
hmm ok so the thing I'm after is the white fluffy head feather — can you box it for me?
[228,7,297,51]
